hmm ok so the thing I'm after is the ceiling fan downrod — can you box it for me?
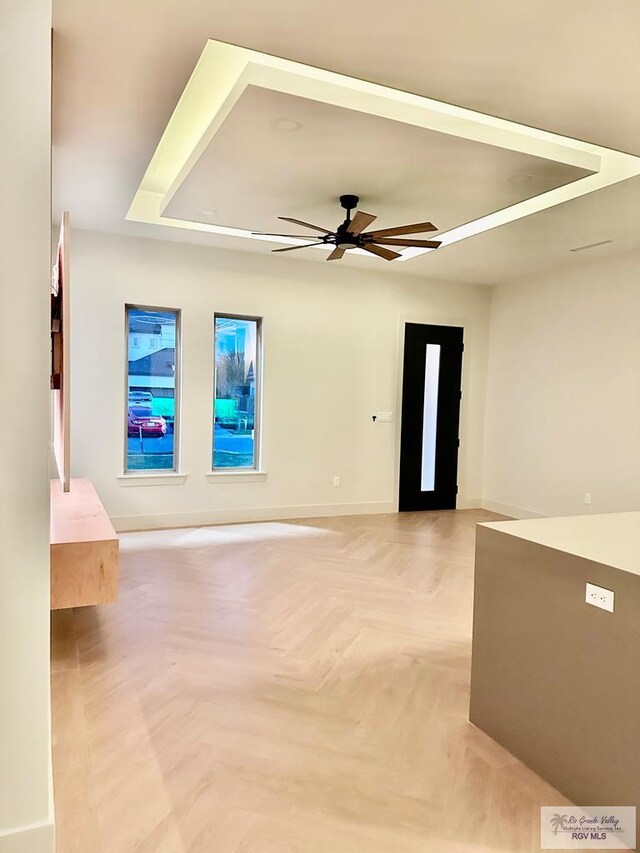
[339,193,360,226]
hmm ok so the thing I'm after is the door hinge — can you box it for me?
[456,484,459,494]
[457,438,460,447]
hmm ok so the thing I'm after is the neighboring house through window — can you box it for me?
[213,315,261,470]
[125,306,180,472]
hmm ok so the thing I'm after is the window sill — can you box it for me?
[117,473,188,487]
[205,470,267,484]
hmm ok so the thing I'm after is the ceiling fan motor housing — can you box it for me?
[335,221,361,249]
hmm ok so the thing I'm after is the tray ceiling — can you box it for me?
[52,0,640,283]
[126,40,640,269]
[164,85,591,239]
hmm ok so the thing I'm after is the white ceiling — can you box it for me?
[164,85,589,237]
[52,0,640,284]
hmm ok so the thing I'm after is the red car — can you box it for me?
[128,406,167,437]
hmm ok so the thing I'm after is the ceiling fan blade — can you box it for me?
[271,241,325,253]
[365,221,437,239]
[278,217,333,235]
[363,243,401,261]
[327,247,346,261]
[253,232,323,239]
[348,211,376,236]
[374,238,441,248]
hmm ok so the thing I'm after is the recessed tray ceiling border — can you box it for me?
[127,39,640,261]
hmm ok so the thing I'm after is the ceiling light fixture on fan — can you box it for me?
[253,194,441,261]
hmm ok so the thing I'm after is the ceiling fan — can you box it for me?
[253,194,441,261]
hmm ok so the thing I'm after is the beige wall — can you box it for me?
[0,1,54,851]
[483,250,640,518]
[70,230,491,530]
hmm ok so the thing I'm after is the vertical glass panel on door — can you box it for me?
[421,343,441,491]
[213,315,260,470]
[125,306,179,472]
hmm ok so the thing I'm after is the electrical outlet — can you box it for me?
[376,411,394,423]
[333,476,340,487]
[585,582,614,613]
[584,492,592,505]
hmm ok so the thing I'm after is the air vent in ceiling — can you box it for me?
[569,239,613,253]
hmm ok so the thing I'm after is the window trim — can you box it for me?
[205,470,267,483]
[117,472,188,486]
[212,313,263,473]
[124,303,182,475]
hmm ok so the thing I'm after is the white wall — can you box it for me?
[483,249,640,518]
[0,1,54,851]
[70,230,491,530]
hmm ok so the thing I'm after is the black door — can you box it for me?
[399,323,464,511]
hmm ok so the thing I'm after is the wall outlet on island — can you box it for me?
[333,476,340,487]
[585,582,614,613]
[584,492,591,505]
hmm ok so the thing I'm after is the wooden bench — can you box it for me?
[50,478,119,609]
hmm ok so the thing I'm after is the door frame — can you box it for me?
[392,313,475,513]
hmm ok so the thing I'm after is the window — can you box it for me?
[213,315,261,470]
[125,306,180,472]
[421,343,441,492]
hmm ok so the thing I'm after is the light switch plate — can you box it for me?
[585,582,614,613]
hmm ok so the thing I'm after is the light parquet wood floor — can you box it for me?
[51,510,569,853]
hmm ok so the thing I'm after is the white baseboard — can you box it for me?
[112,500,397,532]
[0,821,54,853]
[456,496,482,510]
[480,498,547,520]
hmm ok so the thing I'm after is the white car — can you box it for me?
[128,391,153,406]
